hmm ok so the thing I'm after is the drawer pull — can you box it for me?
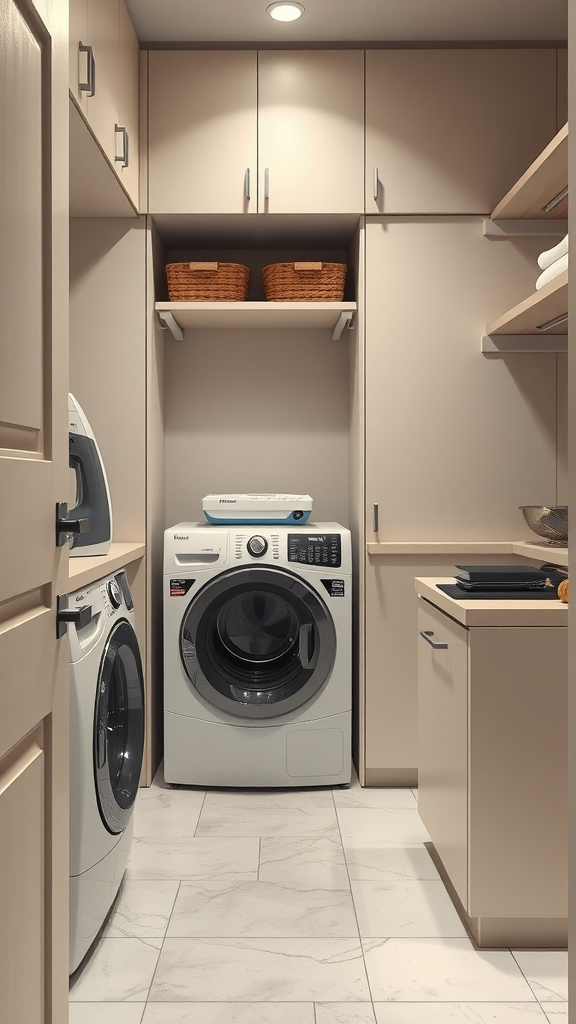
[419,629,448,650]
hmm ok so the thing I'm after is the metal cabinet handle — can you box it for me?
[373,503,379,534]
[419,630,448,650]
[245,168,251,200]
[264,167,270,201]
[78,42,95,97]
[373,167,379,202]
[114,125,129,168]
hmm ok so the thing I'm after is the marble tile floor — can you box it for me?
[69,767,568,1024]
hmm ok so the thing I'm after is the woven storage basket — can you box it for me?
[262,262,346,301]
[166,262,250,301]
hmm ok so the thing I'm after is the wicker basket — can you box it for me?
[262,262,346,302]
[166,262,250,301]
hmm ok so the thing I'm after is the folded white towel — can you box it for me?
[535,251,568,290]
[537,233,568,270]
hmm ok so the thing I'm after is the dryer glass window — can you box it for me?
[180,567,336,719]
[94,619,145,834]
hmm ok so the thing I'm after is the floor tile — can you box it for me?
[196,806,340,839]
[363,937,537,1001]
[511,951,569,1001]
[126,836,259,881]
[259,837,350,890]
[345,843,440,883]
[69,1005,145,1024]
[540,1004,569,1022]
[337,808,430,846]
[333,783,416,810]
[102,880,180,937]
[133,788,205,839]
[202,786,335,809]
[141,1003,315,1023]
[351,879,467,938]
[316,1003,377,1023]
[166,879,358,938]
[149,938,370,1002]
[69,937,163,1002]
[373,1004,549,1023]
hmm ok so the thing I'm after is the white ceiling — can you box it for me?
[125,0,567,45]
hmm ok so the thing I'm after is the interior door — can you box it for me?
[0,0,69,1020]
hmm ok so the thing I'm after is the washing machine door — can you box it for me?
[180,566,336,719]
[94,618,145,834]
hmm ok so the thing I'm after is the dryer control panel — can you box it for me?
[288,533,341,567]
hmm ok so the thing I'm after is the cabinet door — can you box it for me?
[114,0,140,206]
[258,50,364,214]
[69,0,88,114]
[84,0,119,166]
[148,50,257,214]
[365,218,558,543]
[0,0,69,1018]
[417,599,469,907]
[366,49,557,213]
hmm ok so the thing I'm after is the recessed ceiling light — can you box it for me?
[267,2,305,22]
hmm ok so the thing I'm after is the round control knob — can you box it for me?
[107,579,122,608]
[247,535,268,558]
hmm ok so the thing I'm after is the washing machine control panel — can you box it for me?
[288,533,341,567]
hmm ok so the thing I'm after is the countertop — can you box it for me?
[415,576,569,627]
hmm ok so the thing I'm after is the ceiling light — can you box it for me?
[267,2,305,22]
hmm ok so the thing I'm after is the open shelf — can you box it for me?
[485,270,568,340]
[367,540,568,568]
[155,301,357,336]
[491,122,568,220]
[67,541,146,591]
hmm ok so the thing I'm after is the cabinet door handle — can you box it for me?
[373,502,379,534]
[264,167,270,201]
[373,167,379,202]
[419,630,448,650]
[78,42,96,97]
[245,168,251,200]
[114,125,129,168]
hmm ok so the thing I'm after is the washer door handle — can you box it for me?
[299,622,313,668]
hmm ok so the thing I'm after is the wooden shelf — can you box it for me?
[367,540,568,568]
[155,301,357,335]
[491,122,568,220]
[485,270,568,337]
[415,577,568,628]
[67,541,146,592]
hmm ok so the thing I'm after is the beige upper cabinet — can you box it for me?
[257,50,364,214]
[147,50,258,215]
[69,0,140,207]
[365,49,557,214]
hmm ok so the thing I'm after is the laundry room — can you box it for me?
[1,0,574,1019]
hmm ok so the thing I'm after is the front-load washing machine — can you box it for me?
[69,569,145,973]
[163,522,352,787]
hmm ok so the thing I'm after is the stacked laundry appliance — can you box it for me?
[163,494,352,788]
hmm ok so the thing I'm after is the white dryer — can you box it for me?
[163,523,352,787]
[69,570,144,974]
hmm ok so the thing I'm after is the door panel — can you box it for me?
[148,50,258,215]
[258,50,364,214]
[0,0,69,1020]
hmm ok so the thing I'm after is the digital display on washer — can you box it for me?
[287,533,341,567]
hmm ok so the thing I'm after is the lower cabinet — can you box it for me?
[417,594,568,947]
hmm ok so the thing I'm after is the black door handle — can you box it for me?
[56,596,92,639]
[56,501,89,547]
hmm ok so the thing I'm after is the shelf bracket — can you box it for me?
[481,334,567,354]
[483,219,568,239]
[332,310,355,342]
[157,310,184,342]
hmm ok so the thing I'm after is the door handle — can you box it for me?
[264,167,270,201]
[373,167,379,202]
[244,168,251,201]
[373,503,379,535]
[78,42,96,97]
[115,125,129,168]
[298,623,313,668]
[419,630,448,650]
[56,596,92,639]
[56,501,89,547]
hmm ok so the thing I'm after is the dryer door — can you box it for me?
[94,619,145,834]
[180,567,336,719]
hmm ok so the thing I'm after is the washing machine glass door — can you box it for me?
[181,567,336,719]
[94,618,145,834]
